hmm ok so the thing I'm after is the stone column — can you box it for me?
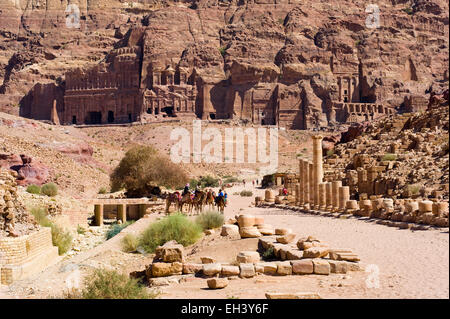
[325,182,332,211]
[318,182,327,211]
[308,162,314,209]
[331,181,342,212]
[312,135,324,210]
[299,159,304,206]
[339,186,350,212]
[94,204,103,226]
[117,204,127,224]
[295,183,301,206]
[139,204,147,218]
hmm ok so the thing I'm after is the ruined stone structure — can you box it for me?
[272,133,449,228]
[20,25,396,128]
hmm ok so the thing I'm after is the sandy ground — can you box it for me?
[0,183,448,299]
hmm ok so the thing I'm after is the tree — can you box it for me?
[111,145,188,197]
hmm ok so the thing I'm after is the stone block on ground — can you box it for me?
[275,228,292,235]
[221,224,240,237]
[276,261,292,275]
[202,263,222,277]
[257,262,278,275]
[265,292,321,299]
[258,237,275,250]
[303,247,330,258]
[221,265,240,276]
[237,215,256,228]
[291,259,314,274]
[182,263,203,274]
[239,263,256,278]
[201,256,216,264]
[286,249,304,260]
[239,226,262,238]
[328,260,348,274]
[236,251,260,264]
[207,278,229,289]
[154,240,184,263]
[276,233,296,244]
[151,262,183,277]
[312,259,330,275]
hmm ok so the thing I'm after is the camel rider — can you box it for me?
[224,191,228,206]
[182,183,190,196]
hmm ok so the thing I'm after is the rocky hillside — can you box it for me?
[324,92,449,199]
[0,0,448,118]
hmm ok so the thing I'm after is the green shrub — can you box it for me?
[219,47,227,56]
[121,233,139,253]
[403,7,413,15]
[30,206,52,227]
[240,190,253,197]
[262,247,274,260]
[326,149,335,157]
[111,146,188,196]
[30,206,72,255]
[195,210,224,230]
[51,224,72,255]
[77,225,86,235]
[81,269,157,299]
[98,187,108,194]
[41,183,58,197]
[139,213,202,253]
[223,176,238,184]
[106,221,134,240]
[26,184,41,195]
[407,184,421,195]
[382,153,397,161]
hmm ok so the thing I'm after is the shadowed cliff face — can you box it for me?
[1,0,449,127]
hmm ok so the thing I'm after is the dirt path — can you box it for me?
[161,183,449,299]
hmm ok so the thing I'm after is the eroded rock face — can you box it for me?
[0,154,49,186]
[5,0,446,130]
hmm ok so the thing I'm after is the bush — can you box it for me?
[81,269,156,299]
[195,210,224,230]
[240,190,253,197]
[121,233,139,253]
[189,176,219,189]
[382,153,397,161]
[26,184,41,195]
[41,183,58,197]
[326,149,335,157]
[51,224,73,255]
[223,176,238,184]
[106,221,134,240]
[77,225,86,235]
[30,206,52,227]
[111,146,188,197]
[98,187,108,194]
[262,247,274,260]
[139,213,202,253]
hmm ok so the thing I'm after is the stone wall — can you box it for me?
[0,227,59,285]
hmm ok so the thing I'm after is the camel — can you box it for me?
[192,190,206,215]
[165,191,181,215]
[215,195,225,213]
[179,192,194,215]
[205,190,215,210]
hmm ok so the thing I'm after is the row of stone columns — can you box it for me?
[297,135,352,213]
[94,203,128,226]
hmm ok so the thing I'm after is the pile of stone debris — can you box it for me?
[0,169,39,237]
